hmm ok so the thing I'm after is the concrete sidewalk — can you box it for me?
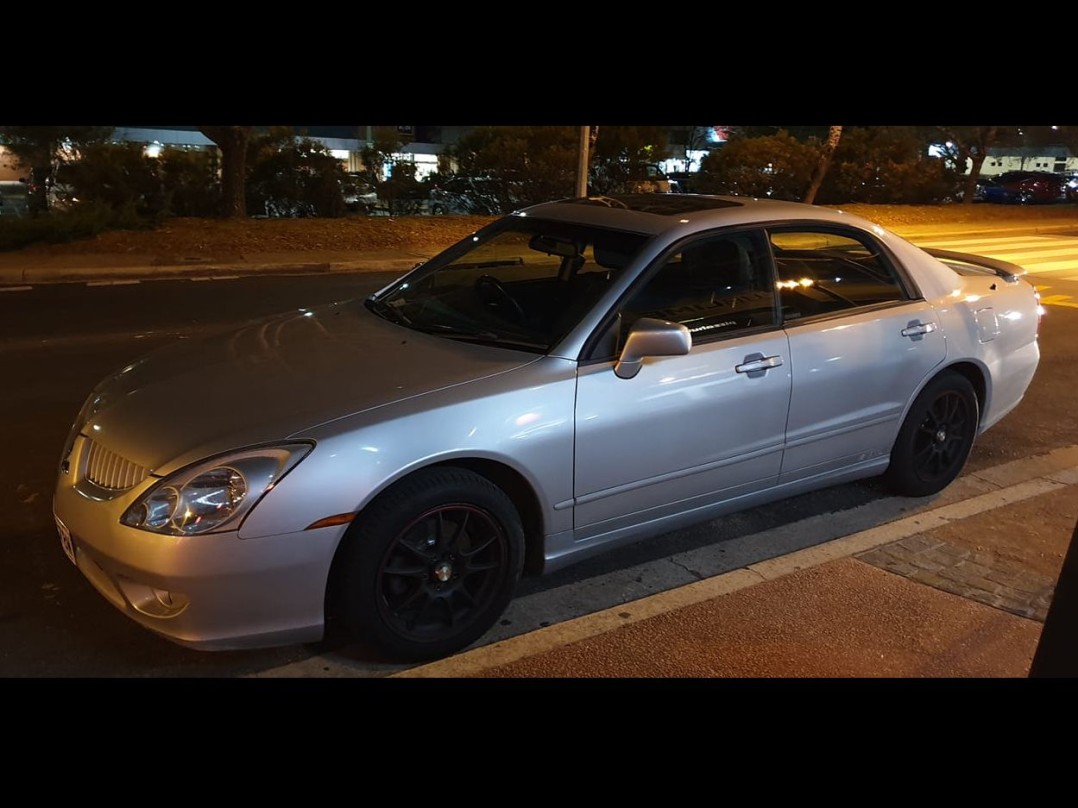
[392,449,1078,679]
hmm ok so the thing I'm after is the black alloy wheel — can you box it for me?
[335,467,524,662]
[883,371,979,497]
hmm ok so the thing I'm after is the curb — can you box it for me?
[390,455,1078,679]
[0,257,430,285]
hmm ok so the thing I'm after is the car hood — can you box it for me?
[81,299,541,475]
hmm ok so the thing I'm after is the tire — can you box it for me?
[335,467,524,662]
[883,371,979,497]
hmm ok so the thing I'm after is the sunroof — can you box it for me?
[570,194,743,215]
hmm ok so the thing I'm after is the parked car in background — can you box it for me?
[982,171,1069,204]
[666,171,701,194]
[53,194,1042,663]
[590,163,679,195]
[18,170,78,212]
[427,176,506,215]
[1065,173,1078,202]
[341,173,379,214]
[0,180,28,216]
[624,163,678,193]
[951,174,994,203]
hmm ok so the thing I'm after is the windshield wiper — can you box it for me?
[365,297,411,326]
[414,323,546,351]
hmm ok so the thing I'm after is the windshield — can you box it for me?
[367,216,649,352]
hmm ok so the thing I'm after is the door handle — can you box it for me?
[736,355,783,373]
[901,322,937,338]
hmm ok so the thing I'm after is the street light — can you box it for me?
[576,126,589,197]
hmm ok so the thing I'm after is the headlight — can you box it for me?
[121,443,313,536]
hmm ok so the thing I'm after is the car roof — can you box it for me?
[516,193,883,236]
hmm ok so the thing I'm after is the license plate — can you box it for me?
[55,516,76,566]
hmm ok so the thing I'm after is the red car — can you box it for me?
[982,171,1069,204]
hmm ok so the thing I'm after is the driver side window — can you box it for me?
[619,230,777,344]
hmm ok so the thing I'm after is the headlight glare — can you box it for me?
[141,486,181,529]
[173,468,248,534]
[121,444,311,536]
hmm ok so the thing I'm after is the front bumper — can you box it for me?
[52,462,346,651]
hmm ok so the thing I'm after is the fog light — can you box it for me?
[118,576,191,618]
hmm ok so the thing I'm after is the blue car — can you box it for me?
[982,171,1068,204]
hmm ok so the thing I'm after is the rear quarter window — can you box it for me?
[769,228,908,319]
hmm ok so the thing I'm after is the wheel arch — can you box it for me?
[898,360,987,433]
[938,360,988,424]
[324,456,547,624]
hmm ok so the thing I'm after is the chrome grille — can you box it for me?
[84,440,148,491]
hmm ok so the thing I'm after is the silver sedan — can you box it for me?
[52,194,1042,661]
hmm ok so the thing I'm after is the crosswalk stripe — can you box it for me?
[916,236,1075,249]
[909,234,1078,281]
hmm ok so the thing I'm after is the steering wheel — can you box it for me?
[475,274,525,322]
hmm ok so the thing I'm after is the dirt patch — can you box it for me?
[4,204,1077,260]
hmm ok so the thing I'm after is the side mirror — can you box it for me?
[614,317,692,379]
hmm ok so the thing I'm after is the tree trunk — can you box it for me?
[803,126,842,205]
[199,126,251,218]
[961,126,997,205]
[963,152,987,205]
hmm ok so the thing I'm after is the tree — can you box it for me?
[0,126,113,214]
[198,126,252,218]
[246,127,350,217]
[695,130,817,200]
[589,126,672,194]
[817,126,957,204]
[933,126,1016,205]
[448,126,579,211]
[357,127,427,214]
[803,125,842,204]
[60,140,165,220]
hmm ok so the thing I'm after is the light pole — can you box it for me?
[576,126,589,197]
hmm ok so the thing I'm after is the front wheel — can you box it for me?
[334,467,524,662]
[883,371,979,497]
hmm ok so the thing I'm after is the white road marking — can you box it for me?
[911,234,1078,280]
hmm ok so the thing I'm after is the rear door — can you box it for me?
[768,225,947,484]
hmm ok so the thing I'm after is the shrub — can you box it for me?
[694,131,818,200]
[157,147,220,217]
[816,127,960,204]
[448,126,577,211]
[246,129,349,218]
[59,142,166,218]
[377,160,427,215]
[0,202,118,252]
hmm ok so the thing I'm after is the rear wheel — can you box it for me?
[335,467,524,662]
[883,371,979,497]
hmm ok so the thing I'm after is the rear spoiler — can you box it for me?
[922,248,1023,283]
